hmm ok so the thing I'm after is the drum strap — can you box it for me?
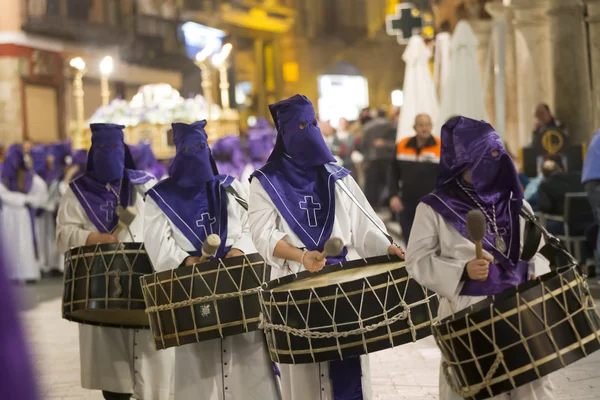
[225,186,248,211]
[519,207,543,261]
[333,178,395,245]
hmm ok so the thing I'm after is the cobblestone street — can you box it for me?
[17,278,600,400]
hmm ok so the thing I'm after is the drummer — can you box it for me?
[405,117,554,400]
[248,94,404,400]
[143,120,280,400]
[56,124,174,400]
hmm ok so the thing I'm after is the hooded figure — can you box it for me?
[0,145,47,282]
[406,117,554,400]
[56,123,174,400]
[131,141,168,180]
[143,120,278,400]
[240,121,277,188]
[248,95,403,400]
[37,143,70,275]
[211,134,247,180]
[69,124,153,233]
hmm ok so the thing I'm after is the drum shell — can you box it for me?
[62,242,153,329]
[141,253,270,350]
[261,255,439,364]
[433,266,600,400]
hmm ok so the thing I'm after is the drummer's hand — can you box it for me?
[225,248,244,258]
[387,245,405,260]
[466,258,490,281]
[86,232,118,245]
[302,251,326,273]
[184,256,203,266]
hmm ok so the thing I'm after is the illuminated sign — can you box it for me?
[180,22,226,60]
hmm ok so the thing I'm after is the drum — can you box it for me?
[433,265,600,400]
[260,255,439,364]
[63,242,153,328]
[141,253,270,350]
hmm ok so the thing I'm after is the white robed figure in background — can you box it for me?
[56,123,174,400]
[434,29,451,101]
[397,35,439,141]
[437,20,488,126]
[0,144,47,282]
[248,95,405,400]
[406,117,554,400]
[144,120,280,400]
[37,143,70,275]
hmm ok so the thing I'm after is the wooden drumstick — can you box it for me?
[315,237,345,262]
[466,210,486,259]
[197,234,221,263]
[112,206,137,237]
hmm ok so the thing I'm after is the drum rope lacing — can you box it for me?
[258,301,414,339]
[144,286,263,313]
[442,351,504,398]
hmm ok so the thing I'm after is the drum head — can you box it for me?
[265,255,404,292]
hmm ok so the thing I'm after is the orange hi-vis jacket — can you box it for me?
[390,135,441,205]
[395,135,441,163]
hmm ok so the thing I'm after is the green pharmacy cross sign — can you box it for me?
[386,3,432,45]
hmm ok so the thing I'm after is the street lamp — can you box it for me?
[69,57,87,150]
[99,56,113,107]
[194,44,215,121]
[212,43,233,112]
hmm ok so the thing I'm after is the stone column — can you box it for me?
[587,0,600,133]
[509,0,553,148]
[548,0,593,144]
[469,19,496,126]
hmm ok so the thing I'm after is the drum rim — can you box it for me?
[142,252,266,285]
[436,264,580,328]
[66,242,147,254]
[262,255,404,292]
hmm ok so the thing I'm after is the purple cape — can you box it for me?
[0,244,39,400]
[44,143,68,184]
[421,117,525,296]
[70,124,152,233]
[146,121,234,259]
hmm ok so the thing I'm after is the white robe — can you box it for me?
[248,175,392,400]
[56,179,175,399]
[37,179,62,273]
[143,180,280,400]
[0,174,47,281]
[406,202,555,400]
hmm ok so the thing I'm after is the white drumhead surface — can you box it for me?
[272,260,405,292]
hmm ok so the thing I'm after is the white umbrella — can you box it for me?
[438,20,488,127]
[397,35,439,142]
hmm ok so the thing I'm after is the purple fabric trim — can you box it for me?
[330,358,363,400]
[146,175,234,259]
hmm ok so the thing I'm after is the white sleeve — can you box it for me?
[143,196,190,272]
[0,183,29,207]
[248,178,288,269]
[343,176,391,257]
[27,175,49,209]
[522,201,551,278]
[55,188,93,252]
[406,203,466,300]
[228,180,257,254]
